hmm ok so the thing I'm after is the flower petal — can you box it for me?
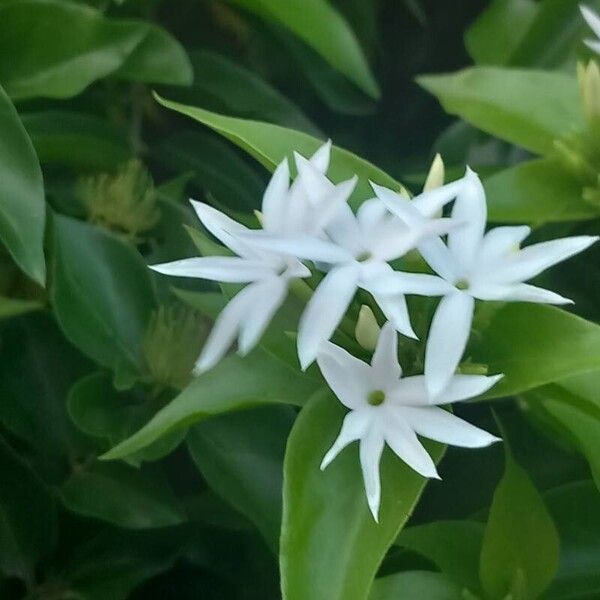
[411,178,465,217]
[371,321,402,382]
[359,426,386,522]
[491,236,598,284]
[425,292,475,400]
[325,202,364,255]
[418,237,458,283]
[370,182,422,227]
[478,225,531,266]
[372,292,417,339]
[447,168,487,272]
[470,282,573,304]
[298,264,360,369]
[317,342,372,409]
[436,374,504,405]
[312,177,358,234]
[320,409,369,470]
[237,277,288,355]
[367,271,455,296]
[294,153,333,200]
[309,139,332,173]
[582,5,600,39]
[261,159,290,233]
[382,410,439,479]
[401,406,500,447]
[150,256,274,282]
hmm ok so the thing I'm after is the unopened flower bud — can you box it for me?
[423,153,445,192]
[578,60,600,128]
[355,305,380,351]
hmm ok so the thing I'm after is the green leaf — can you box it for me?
[229,0,379,98]
[21,111,131,170]
[0,84,45,285]
[0,0,191,100]
[369,571,463,600]
[187,405,295,552]
[0,436,56,582]
[395,520,484,592]
[479,455,559,600]
[280,390,445,600]
[60,461,185,529]
[485,158,598,224]
[102,349,320,460]
[51,214,157,376]
[418,67,583,156]
[473,304,600,399]
[155,95,404,208]
[465,0,538,65]
[0,296,41,320]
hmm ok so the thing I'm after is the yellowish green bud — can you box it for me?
[77,159,160,238]
[578,60,600,127]
[423,153,445,192]
[254,209,264,225]
[355,305,380,351]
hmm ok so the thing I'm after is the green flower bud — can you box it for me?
[355,305,380,351]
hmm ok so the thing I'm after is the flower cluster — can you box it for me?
[152,142,596,520]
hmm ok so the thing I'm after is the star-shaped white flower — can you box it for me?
[582,5,600,55]
[318,322,501,521]
[373,168,598,399]
[151,142,356,374]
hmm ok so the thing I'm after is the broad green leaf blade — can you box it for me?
[187,405,295,552]
[473,304,600,399]
[0,84,45,285]
[102,349,320,460]
[465,0,538,65]
[395,520,484,592]
[51,214,157,375]
[369,571,463,600]
[480,456,559,600]
[60,462,185,529]
[280,391,445,600]
[418,67,583,156]
[229,0,379,98]
[155,95,404,207]
[21,111,131,170]
[485,158,598,224]
[0,1,191,100]
[0,436,56,581]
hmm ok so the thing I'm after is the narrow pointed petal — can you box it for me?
[585,39,600,54]
[411,178,465,217]
[150,256,274,282]
[370,182,421,227]
[238,232,353,263]
[373,292,417,339]
[469,282,573,304]
[436,374,504,405]
[492,236,598,284]
[359,426,385,522]
[321,409,369,470]
[357,198,389,238]
[371,322,402,381]
[237,277,288,355]
[447,168,487,272]
[425,293,475,400]
[312,177,358,234]
[367,272,455,296]
[418,237,458,283]
[402,406,500,447]
[478,226,531,266]
[298,265,360,369]
[190,201,251,257]
[383,411,439,479]
[325,202,364,255]
[309,139,332,173]
[582,5,600,39]
[261,159,290,232]
[317,342,372,408]
[295,153,333,200]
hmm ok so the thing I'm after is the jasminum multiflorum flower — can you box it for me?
[151,142,357,374]
[372,168,598,399]
[318,322,501,521]
[581,5,600,55]
[239,175,466,369]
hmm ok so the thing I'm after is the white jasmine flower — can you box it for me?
[151,143,356,374]
[581,5,600,55]
[373,168,598,399]
[318,322,501,521]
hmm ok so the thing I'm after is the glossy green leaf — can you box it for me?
[60,461,185,529]
[473,304,600,399]
[0,84,45,285]
[21,111,131,170]
[0,0,191,100]
[369,571,463,600]
[155,95,404,207]
[479,456,559,600]
[418,67,582,156]
[51,214,157,376]
[280,390,445,600]
[396,520,484,592]
[229,0,379,98]
[187,405,295,552]
[102,349,320,460]
[0,436,56,581]
[465,0,538,65]
[485,158,598,224]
